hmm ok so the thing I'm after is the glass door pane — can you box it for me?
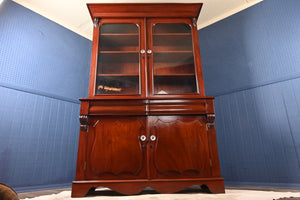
[152,23,198,95]
[96,24,140,95]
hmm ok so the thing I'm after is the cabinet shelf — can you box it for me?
[99,34,139,51]
[154,73,195,77]
[96,76,139,95]
[154,75,197,94]
[153,35,192,45]
[97,63,139,75]
[98,74,139,77]
[153,33,191,36]
[154,50,193,53]
[154,63,195,74]
[101,33,139,36]
[100,23,139,34]
[153,45,193,52]
[154,52,194,63]
[154,62,194,67]
[153,23,192,34]
[155,51,193,54]
[153,33,193,52]
[99,51,138,54]
[98,53,139,65]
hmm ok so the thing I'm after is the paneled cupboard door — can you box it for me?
[85,117,148,180]
[147,18,202,96]
[92,19,146,97]
[148,116,212,179]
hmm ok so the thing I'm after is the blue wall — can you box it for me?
[0,0,91,191]
[199,0,300,188]
[1,0,299,192]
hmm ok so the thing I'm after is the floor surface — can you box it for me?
[18,187,300,200]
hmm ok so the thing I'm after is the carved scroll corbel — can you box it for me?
[93,18,100,27]
[206,113,215,130]
[192,18,198,27]
[79,115,89,131]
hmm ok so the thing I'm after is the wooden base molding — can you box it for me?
[71,178,225,197]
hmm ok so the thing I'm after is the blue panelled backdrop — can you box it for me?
[0,0,91,191]
[199,0,300,188]
[0,0,299,192]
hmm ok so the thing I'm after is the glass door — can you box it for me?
[148,19,199,95]
[95,19,145,96]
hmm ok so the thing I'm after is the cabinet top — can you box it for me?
[87,3,203,20]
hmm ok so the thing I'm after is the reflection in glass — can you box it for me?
[153,23,197,94]
[96,24,140,95]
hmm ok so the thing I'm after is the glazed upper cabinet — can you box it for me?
[72,4,224,198]
[94,19,146,96]
[148,18,201,95]
[89,17,204,98]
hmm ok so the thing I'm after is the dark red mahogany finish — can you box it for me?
[72,3,224,197]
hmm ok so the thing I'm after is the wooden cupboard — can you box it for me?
[72,3,224,197]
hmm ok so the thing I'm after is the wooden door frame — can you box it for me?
[88,18,147,99]
[146,18,206,98]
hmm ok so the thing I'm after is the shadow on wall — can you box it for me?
[199,0,300,188]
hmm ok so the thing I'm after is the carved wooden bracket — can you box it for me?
[94,18,100,27]
[206,113,215,130]
[206,114,215,123]
[192,18,197,27]
[79,115,89,131]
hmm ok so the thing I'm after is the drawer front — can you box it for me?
[149,99,213,115]
[88,100,147,115]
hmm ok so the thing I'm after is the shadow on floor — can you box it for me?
[86,185,210,197]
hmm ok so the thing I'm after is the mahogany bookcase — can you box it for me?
[71,3,225,197]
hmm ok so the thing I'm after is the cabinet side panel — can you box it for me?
[192,22,205,96]
[88,24,100,97]
[75,130,88,180]
[207,126,222,177]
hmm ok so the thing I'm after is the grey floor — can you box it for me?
[18,188,71,199]
[17,187,300,199]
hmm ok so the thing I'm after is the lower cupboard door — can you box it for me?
[85,116,147,180]
[149,116,212,179]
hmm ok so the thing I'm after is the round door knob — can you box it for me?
[147,49,152,54]
[140,49,146,54]
[150,135,156,141]
[140,135,147,141]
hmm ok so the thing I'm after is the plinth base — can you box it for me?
[71,178,225,197]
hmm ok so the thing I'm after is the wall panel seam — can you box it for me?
[0,81,80,104]
[282,97,300,169]
[213,74,300,97]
